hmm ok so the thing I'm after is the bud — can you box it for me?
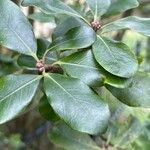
[91,19,102,32]
[36,59,45,73]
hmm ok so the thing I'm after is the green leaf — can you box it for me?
[104,72,132,88]
[52,17,87,39]
[28,11,55,23]
[17,38,50,68]
[104,0,139,17]
[17,55,36,68]
[57,50,105,86]
[0,0,37,59]
[39,95,59,122]
[0,75,41,124]
[106,72,150,107]
[49,122,101,150]
[45,52,58,64]
[37,38,50,58]
[86,0,111,17]
[101,16,150,37]
[49,26,96,52]
[93,36,138,78]
[22,0,85,22]
[56,49,131,88]
[44,73,110,135]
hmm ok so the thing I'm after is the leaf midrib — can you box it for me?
[94,0,98,19]
[49,32,93,51]
[0,76,41,102]
[97,36,119,64]
[8,25,36,57]
[46,74,99,106]
[59,62,99,70]
[46,3,81,18]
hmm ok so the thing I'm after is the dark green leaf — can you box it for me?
[22,0,85,21]
[57,50,105,86]
[39,95,59,122]
[28,11,55,23]
[101,16,150,37]
[44,73,110,135]
[93,36,138,78]
[0,75,41,124]
[49,122,101,150]
[17,38,50,68]
[49,26,96,52]
[56,50,131,88]
[37,38,50,58]
[104,0,139,17]
[0,0,37,59]
[0,54,14,63]
[17,55,36,68]
[107,72,150,107]
[45,52,58,64]
[52,17,87,39]
[104,72,132,88]
[86,0,111,17]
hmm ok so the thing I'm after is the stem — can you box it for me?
[32,53,39,62]
[81,16,91,26]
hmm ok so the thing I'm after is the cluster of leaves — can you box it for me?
[0,0,150,149]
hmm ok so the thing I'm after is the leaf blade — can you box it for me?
[49,122,101,150]
[58,50,105,86]
[101,16,150,37]
[22,0,84,20]
[104,0,139,17]
[0,0,37,58]
[106,72,150,107]
[52,17,87,39]
[0,75,41,124]
[44,73,110,135]
[86,0,111,17]
[93,36,138,78]
[49,26,96,52]
[57,50,131,88]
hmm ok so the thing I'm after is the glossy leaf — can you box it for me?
[107,72,150,107]
[104,0,139,17]
[52,17,87,39]
[39,95,59,122]
[49,26,96,52]
[17,55,36,68]
[49,122,101,150]
[28,11,55,23]
[37,38,50,58]
[57,50,105,86]
[0,75,41,124]
[86,0,111,17]
[93,36,138,78]
[45,52,58,64]
[101,16,150,37]
[22,0,84,21]
[104,72,132,88]
[44,73,110,135]
[17,38,50,68]
[0,0,37,58]
[56,50,131,88]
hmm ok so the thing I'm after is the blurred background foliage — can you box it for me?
[0,0,150,149]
